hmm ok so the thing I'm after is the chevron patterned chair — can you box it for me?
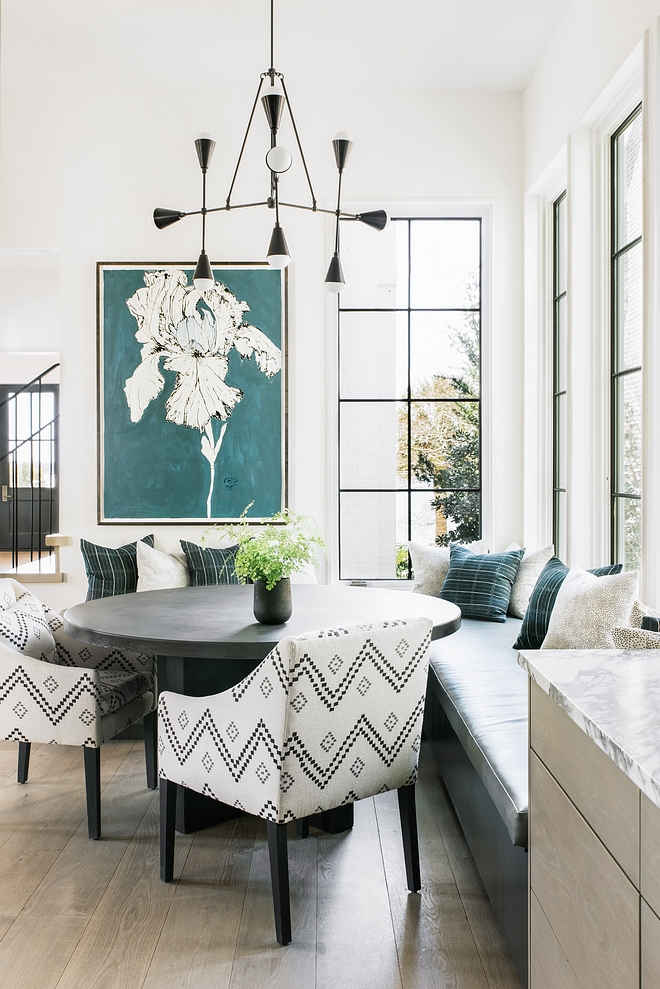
[0,577,157,839]
[158,616,433,944]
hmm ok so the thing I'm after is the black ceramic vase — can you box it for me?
[253,577,292,624]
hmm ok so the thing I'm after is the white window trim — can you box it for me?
[328,200,493,588]
[524,147,567,553]
[526,41,644,575]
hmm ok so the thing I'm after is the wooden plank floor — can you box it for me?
[0,740,524,989]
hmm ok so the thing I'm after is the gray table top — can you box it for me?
[64,584,461,660]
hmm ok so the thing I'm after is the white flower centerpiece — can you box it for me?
[124,269,282,518]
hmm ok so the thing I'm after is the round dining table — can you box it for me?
[65,583,460,832]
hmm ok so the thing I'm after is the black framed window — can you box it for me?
[338,217,482,580]
[611,104,642,570]
[552,191,567,560]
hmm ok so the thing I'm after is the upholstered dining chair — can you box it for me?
[158,616,433,945]
[0,577,157,838]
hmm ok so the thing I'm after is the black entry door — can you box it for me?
[0,384,59,557]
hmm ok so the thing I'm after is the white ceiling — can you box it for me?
[2,0,571,94]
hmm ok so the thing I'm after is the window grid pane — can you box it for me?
[339,217,482,581]
[611,104,643,568]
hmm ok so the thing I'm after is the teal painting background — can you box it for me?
[101,265,284,521]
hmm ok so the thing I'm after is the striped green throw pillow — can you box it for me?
[81,535,154,600]
[512,557,623,649]
[440,545,525,623]
[180,541,240,586]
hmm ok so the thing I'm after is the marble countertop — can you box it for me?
[518,649,660,809]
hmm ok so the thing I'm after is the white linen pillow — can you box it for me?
[136,540,190,592]
[408,543,450,596]
[612,626,660,649]
[541,567,640,650]
[507,544,554,619]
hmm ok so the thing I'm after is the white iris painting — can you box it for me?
[98,264,285,523]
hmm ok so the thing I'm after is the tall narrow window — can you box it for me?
[552,191,568,560]
[338,216,482,580]
[611,104,642,570]
[0,382,59,571]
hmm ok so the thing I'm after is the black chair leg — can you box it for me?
[296,817,309,839]
[17,742,31,784]
[266,820,291,945]
[143,710,158,790]
[160,779,177,882]
[83,746,101,840]
[398,783,421,892]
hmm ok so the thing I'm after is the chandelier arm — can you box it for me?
[226,75,268,208]
[206,201,270,214]
[279,76,317,209]
[278,201,360,219]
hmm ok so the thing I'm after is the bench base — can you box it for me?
[425,688,528,985]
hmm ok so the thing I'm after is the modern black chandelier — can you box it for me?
[153,0,388,293]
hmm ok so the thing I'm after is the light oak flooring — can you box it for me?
[0,739,524,989]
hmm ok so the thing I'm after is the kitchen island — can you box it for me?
[519,648,660,989]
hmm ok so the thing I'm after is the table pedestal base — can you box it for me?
[307,803,354,834]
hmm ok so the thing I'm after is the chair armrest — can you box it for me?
[157,650,290,819]
[0,641,108,746]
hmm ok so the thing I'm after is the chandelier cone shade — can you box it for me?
[266,224,291,268]
[153,208,185,230]
[324,253,345,293]
[193,250,215,293]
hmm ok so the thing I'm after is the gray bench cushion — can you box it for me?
[428,616,528,846]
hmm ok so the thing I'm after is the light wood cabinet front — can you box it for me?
[642,901,660,989]
[531,681,639,884]
[641,793,660,918]
[530,751,639,989]
[530,891,581,989]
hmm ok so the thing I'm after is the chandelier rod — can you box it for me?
[279,75,317,209]
[226,76,267,208]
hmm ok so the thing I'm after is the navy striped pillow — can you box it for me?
[81,535,154,600]
[512,558,623,649]
[440,545,525,623]
[180,541,240,586]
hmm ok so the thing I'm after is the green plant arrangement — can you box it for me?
[207,505,325,590]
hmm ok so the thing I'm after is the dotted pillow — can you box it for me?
[513,558,623,650]
[80,535,154,600]
[629,600,660,628]
[179,541,240,586]
[439,545,525,623]
[612,626,660,649]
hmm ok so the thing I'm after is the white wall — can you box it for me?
[0,14,523,610]
[524,0,660,189]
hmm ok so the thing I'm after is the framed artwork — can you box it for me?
[97,262,287,523]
